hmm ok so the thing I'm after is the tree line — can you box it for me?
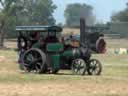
[0,0,96,48]
[0,0,57,48]
[109,3,128,37]
[0,0,128,48]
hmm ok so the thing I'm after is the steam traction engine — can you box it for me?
[16,19,102,75]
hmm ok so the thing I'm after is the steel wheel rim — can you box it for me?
[23,50,43,73]
[89,59,101,75]
[72,59,86,75]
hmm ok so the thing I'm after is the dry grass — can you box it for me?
[0,80,128,96]
[0,29,128,96]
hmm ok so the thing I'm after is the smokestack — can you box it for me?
[80,18,87,45]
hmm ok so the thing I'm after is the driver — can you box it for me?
[28,32,40,47]
[32,36,45,49]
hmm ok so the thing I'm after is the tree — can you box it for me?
[57,22,63,27]
[110,3,128,38]
[0,0,57,48]
[16,0,57,25]
[0,0,16,48]
[111,3,128,22]
[64,3,95,27]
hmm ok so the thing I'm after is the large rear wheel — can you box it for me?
[22,48,47,74]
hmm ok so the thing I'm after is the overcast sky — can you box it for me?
[53,0,128,24]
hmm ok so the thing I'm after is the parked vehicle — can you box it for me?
[16,19,102,75]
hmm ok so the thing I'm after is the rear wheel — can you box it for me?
[71,58,86,75]
[22,48,47,74]
[87,59,102,75]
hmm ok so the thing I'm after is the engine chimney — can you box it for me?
[80,18,88,46]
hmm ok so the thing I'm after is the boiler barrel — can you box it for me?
[61,49,81,58]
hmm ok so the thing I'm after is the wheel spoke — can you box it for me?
[22,49,46,74]
[35,62,42,72]
[88,59,102,75]
[72,59,86,75]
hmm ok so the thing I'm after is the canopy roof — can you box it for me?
[16,26,62,32]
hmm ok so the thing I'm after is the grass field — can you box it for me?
[0,36,128,96]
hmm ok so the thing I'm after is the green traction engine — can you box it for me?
[16,19,102,75]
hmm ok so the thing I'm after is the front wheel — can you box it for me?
[71,58,86,75]
[87,59,102,75]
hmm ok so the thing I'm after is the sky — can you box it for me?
[53,0,128,24]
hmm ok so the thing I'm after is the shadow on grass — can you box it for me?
[19,70,91,76]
